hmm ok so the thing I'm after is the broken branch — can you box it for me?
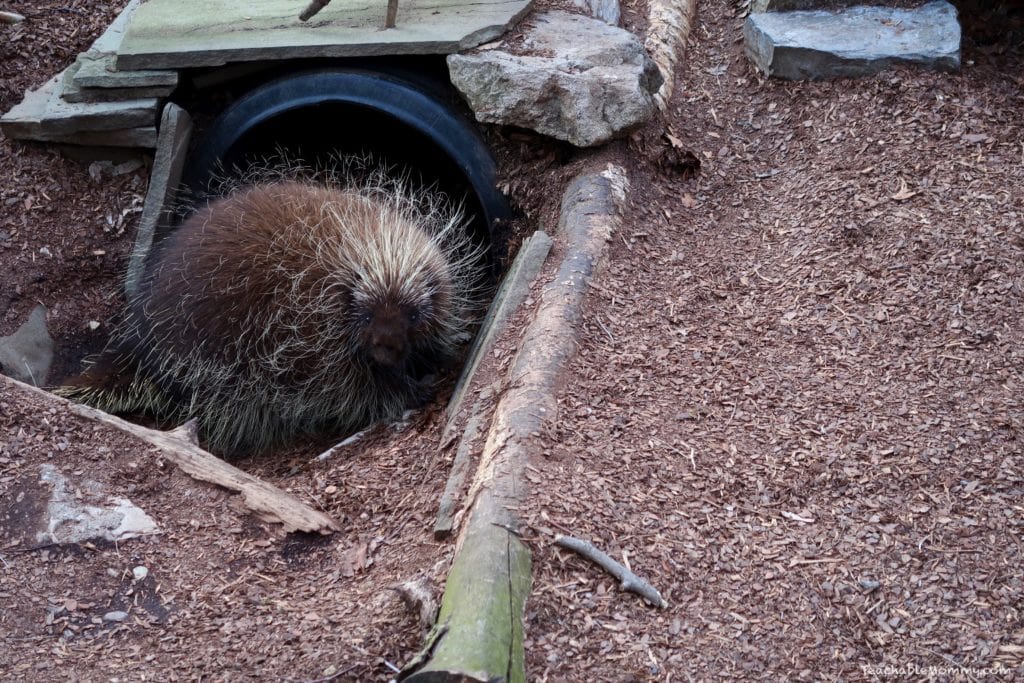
[299,0,331,21]
[555,534,668,608]
[1,375,341,535]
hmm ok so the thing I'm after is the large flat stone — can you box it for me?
[744,0,960,80]
[116,0,533,70]
[70,0,178,89]
[1,71,159,140]
[1,70,157,139]
[62,58,177,103]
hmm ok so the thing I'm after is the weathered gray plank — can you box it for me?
[116,0,532,70]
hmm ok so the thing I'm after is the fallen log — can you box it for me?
[646,0,697,112]
[400,165,628,682]
[0,375,340,534]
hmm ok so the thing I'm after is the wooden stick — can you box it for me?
[555,535,668,608]
[0,10,26,24]
[385,0,399,28]
[299,0,331,21]
[1,375,340,535]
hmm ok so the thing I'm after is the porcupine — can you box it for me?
[59,177,482,454]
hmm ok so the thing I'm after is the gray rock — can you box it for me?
[751,0,859,11]
[103,611,129,623]
[0,305,53,386]
[0,70,160,141]
[744,0,960,80]
[35,465,160,546]
[573,0,620,26]
[448,11,662,147]
[70,0,179,90]
[126,103,193,297]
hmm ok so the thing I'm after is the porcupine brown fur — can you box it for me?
[59,176,482,454]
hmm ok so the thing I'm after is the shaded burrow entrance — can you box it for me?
[177,62,512,264]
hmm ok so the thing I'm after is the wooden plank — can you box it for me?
[116,0,532,70]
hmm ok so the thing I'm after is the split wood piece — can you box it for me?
[446,230,553,425]
[125,102,192,297]
[433,393,490,540]
[401,165,628,682]
[1,10,25,24]
[645,0,697,112]
[392,577,441,629]
[554,535,668,608]
[0,375,341,535]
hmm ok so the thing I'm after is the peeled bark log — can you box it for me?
[401,166,628,682]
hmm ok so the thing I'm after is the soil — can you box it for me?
[2,0,1023,681]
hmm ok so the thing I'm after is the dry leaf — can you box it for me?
[890,178,918,202]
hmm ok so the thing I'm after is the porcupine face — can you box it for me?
[350,252,453,369]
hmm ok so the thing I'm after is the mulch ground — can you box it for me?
[2,0,1022,681]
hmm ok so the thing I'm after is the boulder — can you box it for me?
[0,305,53,386]
[744,0,960,80]
[448,11,662,147]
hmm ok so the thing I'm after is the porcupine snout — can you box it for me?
[365,304,414,367]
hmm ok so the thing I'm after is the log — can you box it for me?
[401,165,628,682]
[0,375,341,534]
[645,0,697,112]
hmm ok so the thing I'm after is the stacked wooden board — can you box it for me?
[1,0,532,150]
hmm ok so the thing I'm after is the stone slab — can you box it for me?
[43,127,159,148]
[744,0,960,80]
[62,58,177,103]
[71,0,178,88]
[126,103,193,296]
[751,0,859,11]
[1,71,159,140]
[0,305,53,386]
[116,0,533,70]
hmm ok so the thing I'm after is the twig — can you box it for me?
[301,663,357,683]
[299,0,331,21]
[554,535,668,608]
[312,427,369,462]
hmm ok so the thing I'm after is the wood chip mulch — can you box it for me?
[2,0,1022,680]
